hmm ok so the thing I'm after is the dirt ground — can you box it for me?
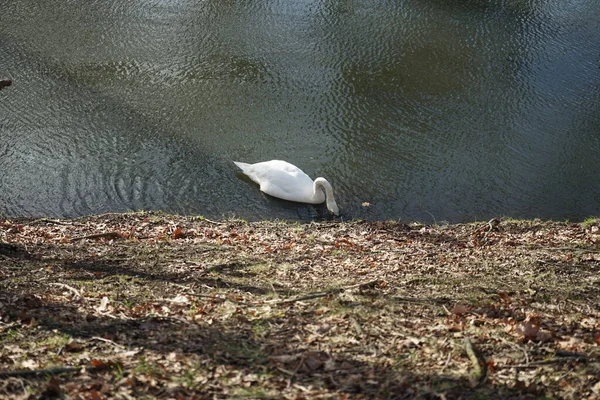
[1,212,599,399]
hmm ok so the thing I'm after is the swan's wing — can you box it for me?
[240,160,319,203]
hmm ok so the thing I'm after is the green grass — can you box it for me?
[39,333,72,350]
[582,217,600,227]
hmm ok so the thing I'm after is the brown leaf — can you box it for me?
[65,342,84,352]
[18,311,32,324]
[88,389,104,400]
[452,304,470,315]
[90,359,107,368]
[515,319,540,340]
[498,292,512,304]
[41,377,62,398]
[594,331,600,346]
[304,351,330,371]
[172,227,184,239]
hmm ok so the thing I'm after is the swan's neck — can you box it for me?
[314,177,339,215]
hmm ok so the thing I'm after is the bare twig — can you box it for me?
[90,336,125,349]
[499,353,596,369]
[464,337,487,387]
[72,212,144,222]
[202,218,224,225]
[440,352,452,374]
[150,315,192,325]
[268,280,383,305]
[190,280,384,306]
[25,218,76,226]
[189,293,252,304]
[71,232,121,241]
[271,291,334,305]
[286,352,308,389]
[49,283,83,299]
[468,218,500,242]
[534,246,600,254]
[0,365,109,379]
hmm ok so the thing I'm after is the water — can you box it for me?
[1,0,599,222]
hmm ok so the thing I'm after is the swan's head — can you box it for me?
[327,199,340,216]
[314,177,339,216]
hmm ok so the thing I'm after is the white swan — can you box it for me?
[234,160,339,215]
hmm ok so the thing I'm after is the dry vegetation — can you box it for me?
[1,212,600,399]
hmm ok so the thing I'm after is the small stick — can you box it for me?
[440,352,452,373]
[499,356,594,369]
[202,218,224,225]
[150,315,191,325]
[25,218,75,226]
[0,365,108,379]
[188,293,255,305]
[71,232,121,241]
[271,291,333,305]
[49,283,83,299]
[464,337,487,387]
[286,352,308,389]
[90,336,124,349]
[192,280,384,306]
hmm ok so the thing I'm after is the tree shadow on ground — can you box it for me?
[1,284,546,399]
[1,224,598,399]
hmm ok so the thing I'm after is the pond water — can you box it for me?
[1,0,599,222]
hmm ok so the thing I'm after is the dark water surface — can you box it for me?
[1,0,599,222]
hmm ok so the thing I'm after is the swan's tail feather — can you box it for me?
[234,161,250,171]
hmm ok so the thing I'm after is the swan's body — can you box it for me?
[234,160,339,215]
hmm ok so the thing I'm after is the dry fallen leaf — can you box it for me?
[452,304,470,315]
[172,227,184,239]
[41,377,62,398]
[515,319,540,340]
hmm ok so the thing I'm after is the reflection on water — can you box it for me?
[0,0,599,222]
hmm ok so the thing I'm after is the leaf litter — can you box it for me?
[1,213,599,399]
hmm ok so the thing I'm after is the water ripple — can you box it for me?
[1,0,599,221]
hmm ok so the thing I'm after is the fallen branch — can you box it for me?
[268,279,384,305]
[499,353,597,369]
[71,232,121,241]
[0,365,108,379]
[271,291,334,305]
[468,218,500,242]
[191,280,385,306]
[202,218,225,225]
[464,337,487,387]
[72,212,144,222]
[534,246,600,254]
[189,293,253,304]
[90,336,125,349]
[49,283,83,299]
[25,218,76,226]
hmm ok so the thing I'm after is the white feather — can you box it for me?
[234,160,339,215]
